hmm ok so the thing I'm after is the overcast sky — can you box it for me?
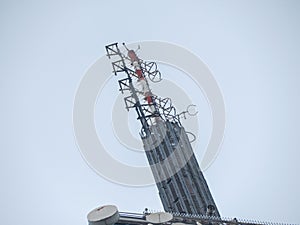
[1,1,300,225]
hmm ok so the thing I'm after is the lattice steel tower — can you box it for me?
[105,43,220,217]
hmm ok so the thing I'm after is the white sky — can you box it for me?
[1,1,300,225]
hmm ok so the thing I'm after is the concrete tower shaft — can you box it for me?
[143,121,219,216]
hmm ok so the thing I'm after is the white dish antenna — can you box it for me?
[146,212,173,224]
[87,205,119,225]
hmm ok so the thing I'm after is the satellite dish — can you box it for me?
[87,205,119,225]
[146,212,173,224]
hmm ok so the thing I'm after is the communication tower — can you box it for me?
[104,42,219,217]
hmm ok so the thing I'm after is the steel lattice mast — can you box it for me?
[105,42,220,217]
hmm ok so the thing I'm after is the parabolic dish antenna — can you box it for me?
[87,205,119,225]
[146,212,173,224]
